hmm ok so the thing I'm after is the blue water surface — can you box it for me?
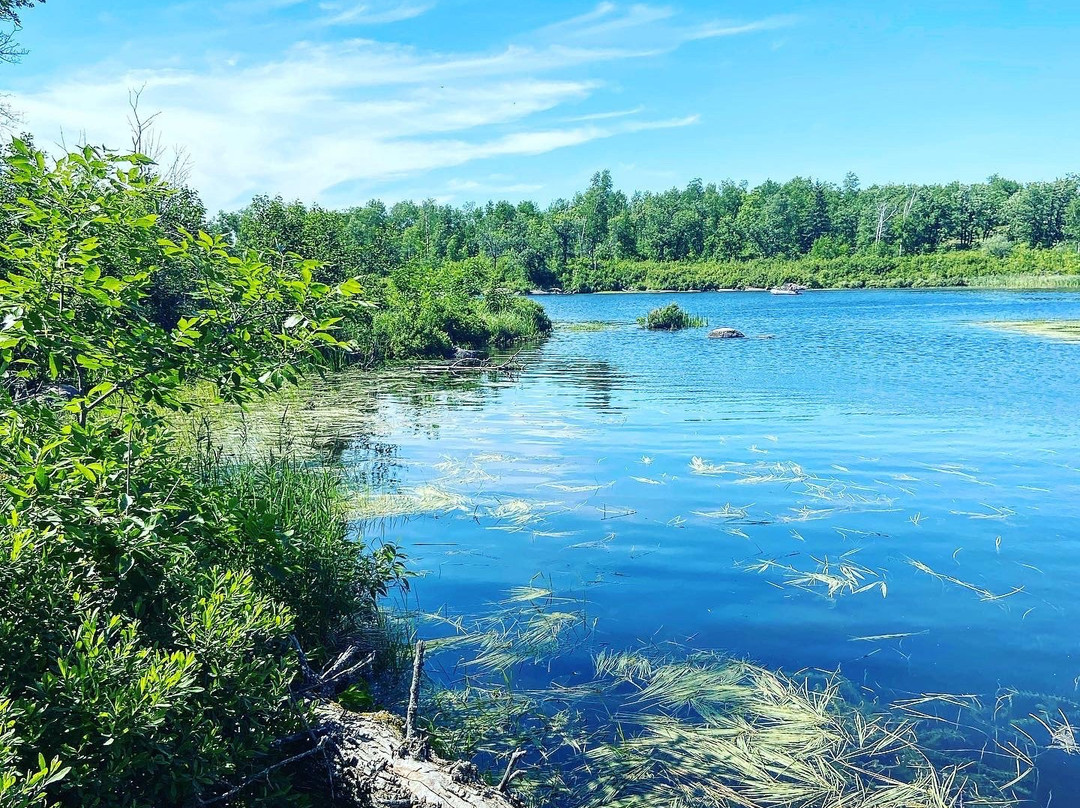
[340,289,1080,705]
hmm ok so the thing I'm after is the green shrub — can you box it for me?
[0,142,404,807]
[637,303,707,330]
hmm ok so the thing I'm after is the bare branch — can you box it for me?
[404,639,426,748]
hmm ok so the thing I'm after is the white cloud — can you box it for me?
[686,15,800,42]
[538,3,676,40]
[12,4,786,209]
[565,105,645,122]
[317,2,433,26]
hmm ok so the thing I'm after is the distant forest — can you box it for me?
[212,170,1080,290]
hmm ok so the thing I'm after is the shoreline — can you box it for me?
[529,283,1080,297]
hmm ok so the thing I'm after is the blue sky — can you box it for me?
[6,1,1079,211]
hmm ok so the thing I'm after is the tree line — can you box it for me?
[212,170,1080,291]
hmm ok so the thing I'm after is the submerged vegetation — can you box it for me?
[637,302,706,330]
[984,319,1080,342]
[420,589,1036,807]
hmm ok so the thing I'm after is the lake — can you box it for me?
[273,288,1080,799]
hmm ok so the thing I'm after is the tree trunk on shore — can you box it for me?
[314,706,523,808]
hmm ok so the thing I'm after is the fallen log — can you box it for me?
[315,706,523,808]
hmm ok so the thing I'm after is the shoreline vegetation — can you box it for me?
[521,250,1080,294]
[209,168,1080,299]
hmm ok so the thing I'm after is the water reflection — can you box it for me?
[527,352,630,412]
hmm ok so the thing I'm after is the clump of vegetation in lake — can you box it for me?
[560,320,620,332]
[637,303,706,330]
[984,319,1080,342]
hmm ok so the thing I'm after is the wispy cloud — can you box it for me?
[565,105,646,122]
[687,15,800,42]
[12,3,784,209]
[317,2,433,26]
[538,3,676,40]
[222,0,432,25]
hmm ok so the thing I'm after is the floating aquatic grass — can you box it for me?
[690,456,739,475]
[425,588,595,675]
[742,553,888,599]
[779,505,840,523]
[949,504,1016,521]
[567,532,616,551]
[542,481,614,493]
[473,452,517,463]
[982,318,1080,340]
[907,559,1024,603]
[349,484,470,519]
[487,498,552,526]
[419,588,1033,807]
[693,503,753,520]
[850,630,930,643]
[577,653,1015,808]
[560,320,623,332]
[433,455,498,483]
[1031,711,1080,754]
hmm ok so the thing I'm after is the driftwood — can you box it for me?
[315,706,523,808]
[271,635,523,808]
[423,347,526,376]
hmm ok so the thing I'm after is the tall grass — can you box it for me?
[966,273,1080,289]
[192,445,409,661]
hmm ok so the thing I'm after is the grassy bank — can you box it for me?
[550,247,1080,292]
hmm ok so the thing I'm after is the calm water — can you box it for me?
[292,289,1080,787]
[345,289,1079,697]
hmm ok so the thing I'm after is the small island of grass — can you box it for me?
[638,303,707,330]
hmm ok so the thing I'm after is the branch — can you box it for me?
[497,748,527,794]
[198,737,328,807]
[404,639,425,749]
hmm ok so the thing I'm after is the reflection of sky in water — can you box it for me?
[256,290,1080,711]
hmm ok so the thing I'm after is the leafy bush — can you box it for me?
[637,303,706,330]
[340,264,552,362]
[0,142,404,806]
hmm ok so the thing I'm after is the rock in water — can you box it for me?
[708,327,745,339]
